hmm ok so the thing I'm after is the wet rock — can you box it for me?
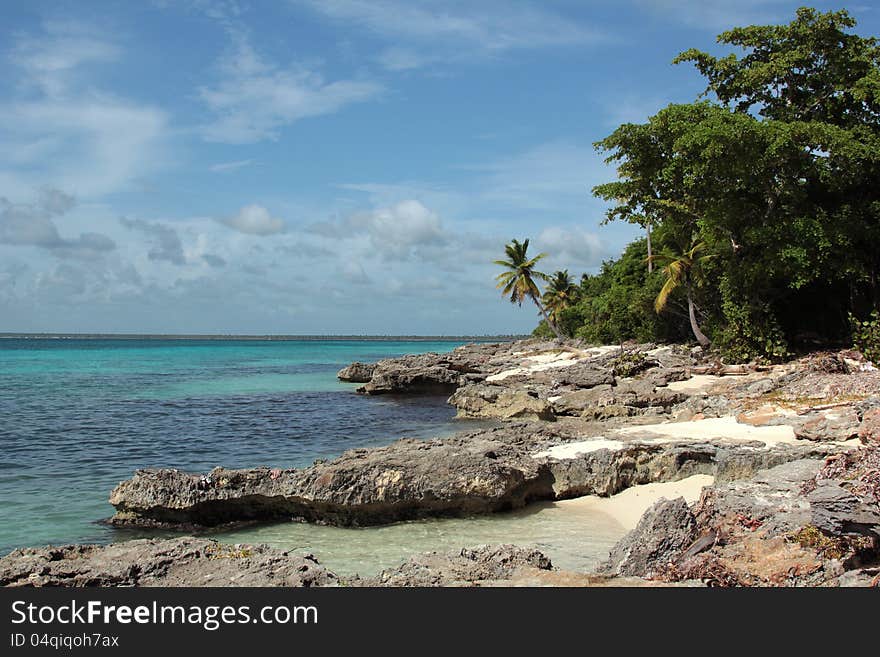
[0,538,337,587]
[337,362,376,383]
[355,544,552,587]
[601,497,698,577]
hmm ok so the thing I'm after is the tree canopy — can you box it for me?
[563,7,880,361]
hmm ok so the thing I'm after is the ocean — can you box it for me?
[0,337,628,576]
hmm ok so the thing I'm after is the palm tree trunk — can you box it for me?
[646,222,653,274]
[533,295,563,339]
[687,288,710,349]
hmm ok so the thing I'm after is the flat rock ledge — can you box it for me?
[0,538,337,587]
[107,420,843,529]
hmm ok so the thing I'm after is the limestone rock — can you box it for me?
[795,407,861,442]
[601,497,697,577]
[0,538,337,587]
[337,362,376,382]
[355,544,552,587]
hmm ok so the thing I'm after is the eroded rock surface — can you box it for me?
[0,538,337,587]
[354,544,552,587]
[599,450,880,586]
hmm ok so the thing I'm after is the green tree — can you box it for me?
[589,8,880,360]
[650,241,714,349]
[542,270,579,329]
[495,239,563,339]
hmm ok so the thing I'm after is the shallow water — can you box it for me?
[1,337,631,577]
[216,500,628,578]
[0,338,489,553]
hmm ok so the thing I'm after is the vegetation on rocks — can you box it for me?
[518,8,880,362]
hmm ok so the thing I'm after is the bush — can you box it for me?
[851,310,880,363]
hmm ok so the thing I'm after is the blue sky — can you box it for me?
[1,1,877,335]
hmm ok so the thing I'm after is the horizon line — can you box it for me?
[0,332,530,341]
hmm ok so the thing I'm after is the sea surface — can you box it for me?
[0,337,628,575]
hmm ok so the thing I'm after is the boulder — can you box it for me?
[807,483,880,539]
[552,364,615,389]
[601,497,698,577]
[795,407,861,442]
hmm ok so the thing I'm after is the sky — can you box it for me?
[1,1,878,335]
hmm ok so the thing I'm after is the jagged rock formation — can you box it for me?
[353,544,553,587]
[0,537,337,587]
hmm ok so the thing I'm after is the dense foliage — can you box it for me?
[534,8,880,361]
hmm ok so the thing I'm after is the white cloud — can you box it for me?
[218,204,286,235]
[471,141,611,213]
[0,22,167,201]
[636,0,795,30]
[375,47,429,71]
[308,199,446,260]
[199,34,383,143]
[120,217,186,265]
[10,20,120,96]
[209,159,254,173]
[537,226,603,269]
[297,0,605,51]
[0,188,117,258]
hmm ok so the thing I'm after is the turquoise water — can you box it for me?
[0,338,493,554]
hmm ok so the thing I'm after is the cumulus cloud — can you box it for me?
[0,188,116,257]
[308,199,446,261]
[218,204,285,235]
[120,217,186,265]
[537,226,604,268]
[199,34,382,143]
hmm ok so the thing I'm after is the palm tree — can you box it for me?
[650,240,713,348]
[494,239,563,339]
[543,270,579,328]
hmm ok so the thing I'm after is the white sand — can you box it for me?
[487,351,582,381]
[613,415,798,447]
[487,345,621,382]
[533,438,624,460]
[556,474,714,529]
[666,374,725,393]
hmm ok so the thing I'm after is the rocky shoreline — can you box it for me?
[3,339,879,586]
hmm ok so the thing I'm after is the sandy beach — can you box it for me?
[556,474,715,529]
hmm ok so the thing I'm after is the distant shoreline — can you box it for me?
[0,333,528,342]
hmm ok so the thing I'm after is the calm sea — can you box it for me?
[0,338,490,554]
[0,337,630,576]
